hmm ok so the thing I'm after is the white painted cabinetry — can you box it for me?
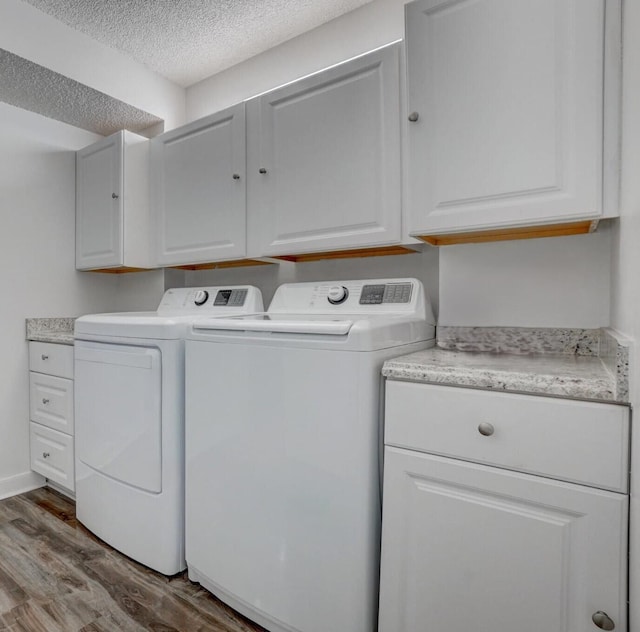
[404,0,621,241]
[379,381,629,632]
[247,43,403,257]
[151,104,247,266]
[76,130,150,271]
[28,342,75,494]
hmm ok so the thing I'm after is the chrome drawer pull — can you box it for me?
[41,354,49,360]
[592,611,615,630]
[478,422,495,437]
[42,452,50,459]
[42,398,50,405]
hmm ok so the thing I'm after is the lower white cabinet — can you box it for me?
[30,422,74,492]
[29,342,75,494]
[380,382,629,632]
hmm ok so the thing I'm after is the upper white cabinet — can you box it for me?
[404,0,621,240]
[151,104,247,266]
[76,130,151,271]
[247,44,402,257]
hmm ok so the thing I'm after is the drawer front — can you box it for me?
[29,342,73,379]
[30,422,74,492]
[29,372,74,434]
[385,381,629,492]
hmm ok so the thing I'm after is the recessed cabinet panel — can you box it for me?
[379,448,628,632]
[152,104,247,266]
[29,372,74,435]
[29,342,74,379]
[405,0,607,235]
[248,44,402,256]
[76,132,123,269]
[30,422,75,493]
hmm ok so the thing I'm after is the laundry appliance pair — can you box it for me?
[74,278,436,632]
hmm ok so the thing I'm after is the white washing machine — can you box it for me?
[185,278,435,632]
[74,286,263,575]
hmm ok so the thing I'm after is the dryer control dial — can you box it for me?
[194,290,209,306]
[327,286,349,305]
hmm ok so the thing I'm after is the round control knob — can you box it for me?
[194,290,209,306]
[327,286,349,305]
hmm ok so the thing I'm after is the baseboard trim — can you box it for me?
[0,471,45,501]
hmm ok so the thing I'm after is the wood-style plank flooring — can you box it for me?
[0,487,266,631]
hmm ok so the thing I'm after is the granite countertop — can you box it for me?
[25,318,75,345]
[383,327,630,404]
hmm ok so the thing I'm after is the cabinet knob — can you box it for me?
[408,112,420,122]
[478,422,495,437]
[112,192,119,199]
[41,354,49,361]
[42,398,50,405]
[592,612,615,630]
[232,173,241,180]
[259,168,267,174]
[42,452,50,459]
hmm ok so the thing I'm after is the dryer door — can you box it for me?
[75,341,162,493]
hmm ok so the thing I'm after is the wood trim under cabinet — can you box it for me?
[417,220,597,246]
[170,259,274,271]
[273,245,418,263]
[84,266,153,274]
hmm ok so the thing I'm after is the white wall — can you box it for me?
[0,103,166,498]
[0,0,186,130]
[438,229,612,328]
[186,0,407,120]
[611,0,640,628]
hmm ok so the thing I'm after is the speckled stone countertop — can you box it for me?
[383,327,630,404]
[25,318,75,345]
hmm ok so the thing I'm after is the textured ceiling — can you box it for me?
[22,0,373,87]
[0,48,163,135]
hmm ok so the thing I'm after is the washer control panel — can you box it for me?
[359,283,412,305]
[268,279,430,320]
[214,288,248,307]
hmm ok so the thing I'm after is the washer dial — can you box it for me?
[194,290,209,306]
[327,286,349,305]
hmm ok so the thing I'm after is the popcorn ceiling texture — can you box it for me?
[22,0,373,87]
[0,49,162,135]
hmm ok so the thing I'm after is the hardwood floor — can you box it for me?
[0,487,266,631]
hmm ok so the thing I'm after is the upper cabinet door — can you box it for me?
[247,44,402,257]
[152,104,246,266]
[405,0,609,236]
[76,132,123,270]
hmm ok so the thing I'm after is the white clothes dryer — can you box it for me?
[184,279,435,632]
[74,286,263,575]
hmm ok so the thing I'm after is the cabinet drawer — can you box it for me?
[30,422,74,492]
[29,342,73,379]
[29,372,74,434]
[385,381,629,492]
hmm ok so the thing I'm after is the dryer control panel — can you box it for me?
[157,286,263,315]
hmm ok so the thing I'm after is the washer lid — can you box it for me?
[193,314,355,335]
